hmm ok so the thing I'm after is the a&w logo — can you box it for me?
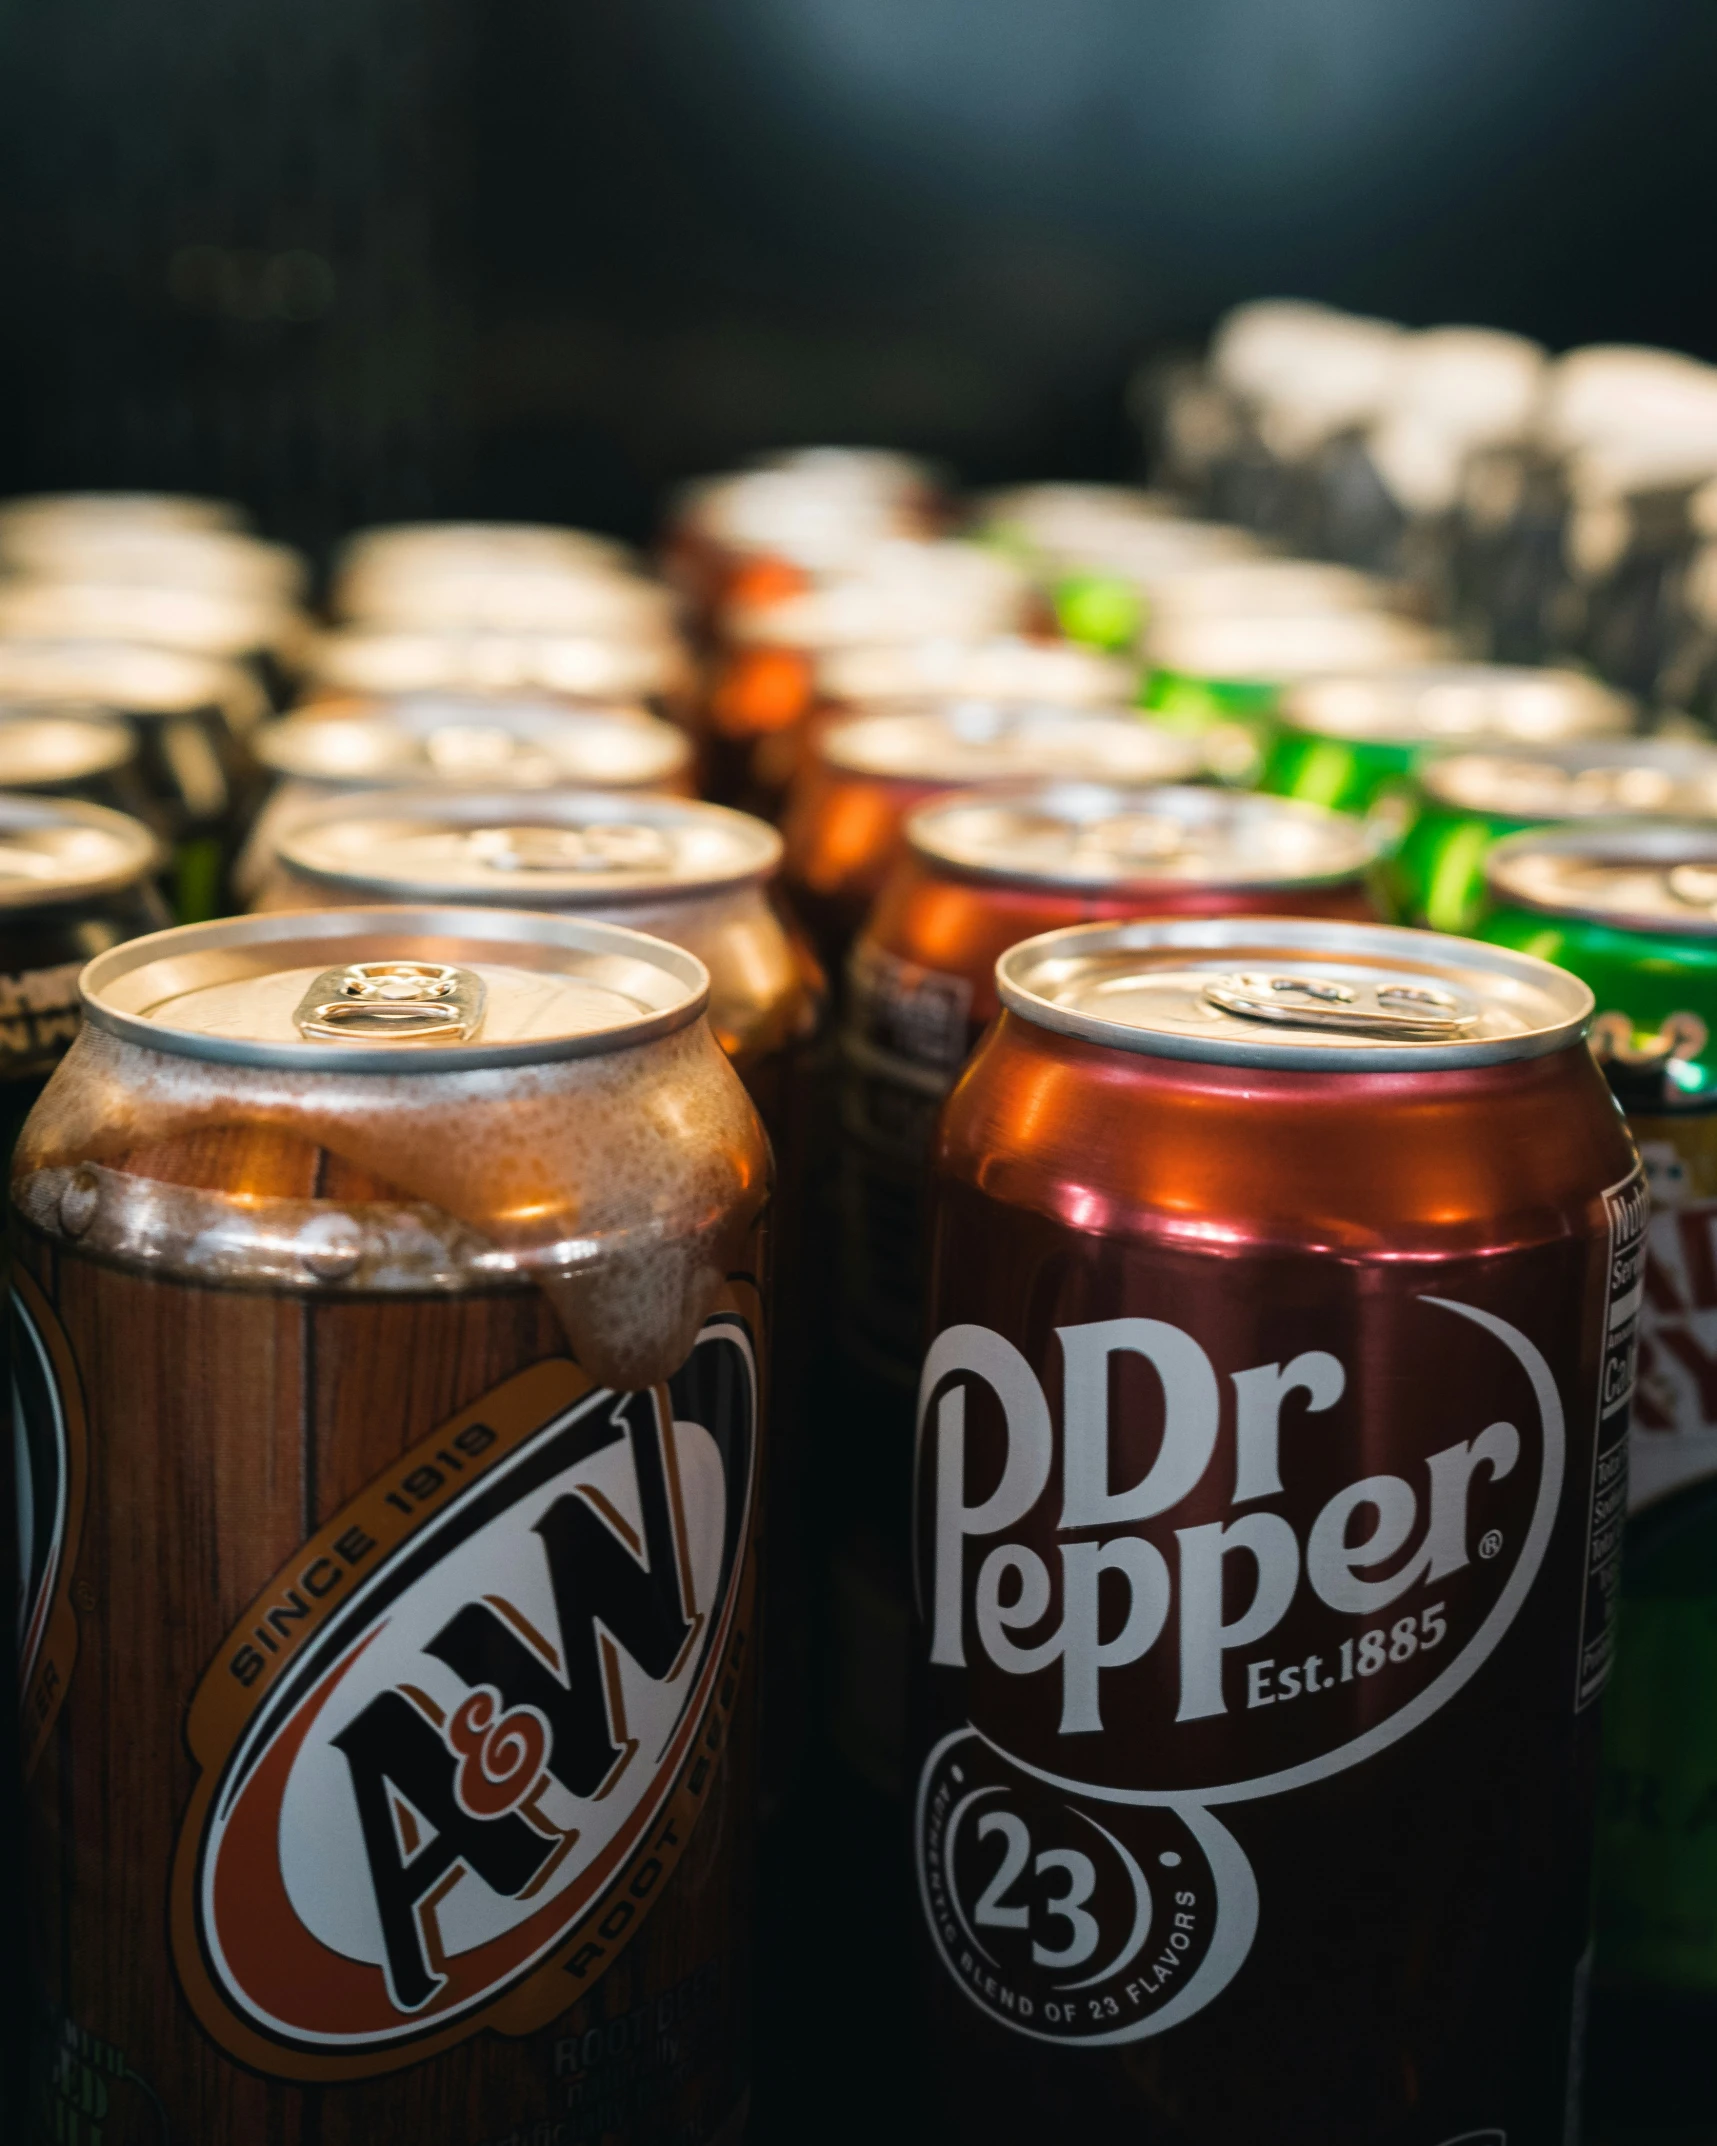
[169,1305,758,2080]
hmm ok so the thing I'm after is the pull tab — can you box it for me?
[465,823,673,875]
[293,960,487,1043]
[1202,970,1477,1040]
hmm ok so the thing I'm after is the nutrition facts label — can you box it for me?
[1576,1167,1648,1711]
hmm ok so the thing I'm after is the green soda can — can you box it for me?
[1139,608,1445,782]
[1399,735,1717,932]
[1480,819,1717,2124]
[1263,663,1632,855]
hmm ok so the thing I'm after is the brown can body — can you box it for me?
[14,930,769,2145]
[824,797,1382,1794]
[912,939,1639,2143]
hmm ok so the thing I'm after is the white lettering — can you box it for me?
[1175,1512,1299,1721]
[1306,1473,1422,1614]
[1230,1352,1346,1503]
[1057,1537,1172,1734]
[1058,1319,1219,1528]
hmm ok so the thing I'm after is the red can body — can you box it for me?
[912,918,1640,2144]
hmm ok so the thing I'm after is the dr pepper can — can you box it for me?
[913,915,1641,2145]
[14,907,769,2144]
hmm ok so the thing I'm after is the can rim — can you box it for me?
[906,780,1379,891]
[1275,664,1634,748]
[79,906,712,1071]
[819,705,1207,786]
[1419,734,1717,812]
[995,914,1592,1069]
[0,710,139,787]
[274,787,783,904]
[0,796,163,910]
[1486,816,1717,937]
[252,702,691,785]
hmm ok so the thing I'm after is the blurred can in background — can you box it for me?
[827,786,1381,1796]
[1263,663,1633,838]
[703,539,1031,813]
[1397,736,1717,933]
[0,709,155,825]
[914,913,1637,2144]
[1140,608,1446,778]
[0,795,166,1158]
[240,695,695,900]
[779,704,1207,982]
[0,641,265,920]
[1481,821,1717,2129]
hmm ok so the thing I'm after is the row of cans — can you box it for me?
[1150,297,1717,725]
[3,467,1715,2144]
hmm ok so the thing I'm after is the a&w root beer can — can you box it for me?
[912,916,1641,2145]
[13,907,769,2144]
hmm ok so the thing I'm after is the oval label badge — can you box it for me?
[170,1307,758,2080]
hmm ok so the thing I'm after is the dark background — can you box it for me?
[0,0,1714,553]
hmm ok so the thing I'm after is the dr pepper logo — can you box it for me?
[169,1307,757,2080]
[913,1283,1598,2048]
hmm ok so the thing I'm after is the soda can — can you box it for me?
[0,492,245,560]
[240,697,695,902]
[333,522,637,622]
[779,704,1207,981]
[308,628,698,734]
[826,786,1382,1795]
[814,637,1137,728]
[1480,820,1717,2120]
[0,641,266,921]
[0,709,155,824]
[13,906,768,2142]
[0,794,166,1157]
[1139,608,1447,777]
[1397,736,1717,933]
[1263,663,1633,836]
[913,912,1639,2143]
[703,541,1031,813]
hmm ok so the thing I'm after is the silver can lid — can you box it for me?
[1279,664,1634,748]
[1422,736,1717,819]
[1487,820,1717,938]
[80,908,710,1071]
[822,704,1206,788]
[909,782,1378,891]
[0,640,262,726]
[0,712,137,788]
[0,796,162,909]
[309,628,693,702]
[997,916,1590,1070]
[1145,610,1446,685]
[277,790,780,905]
[255,697,691,791]
[818,636,1134,710]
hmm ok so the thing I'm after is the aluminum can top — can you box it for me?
[1145,608,1445,686]
[1143,558,1399,620]
[0,578,307,663]
[906,781,1378,893]
[335,564,675,641]
[817,635,1134,711]
[79,907,709,1074]
[308,626,692,703]
[0,639,262,727]
[996,914,1590,1071]
[0,712,138,789]
[1280,664,1633,749]
[0,492,244,554]
[255,696,691,792]
[277,790,780,907]
[725,540,1026,650]
[1422,735,1717,819]
[821,704,1205,789]
[1487,818,1717,938]
[333,519,634,601]
[0,794,162,909]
